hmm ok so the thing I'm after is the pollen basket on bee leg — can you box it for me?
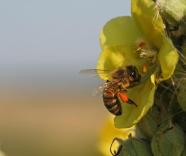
[117,92,129,103]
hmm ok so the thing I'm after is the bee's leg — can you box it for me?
[127,98,137,107]
[122,79,130,88]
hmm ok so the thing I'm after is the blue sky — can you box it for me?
[0,0,130,66]
[0,0,130,86]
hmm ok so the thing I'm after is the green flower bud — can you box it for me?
[137,106,160,139]
[156,0,186,49]
[180,40,186,69]
[117,137,153,156]
[177,79,186,111]
[181,145,186,156]
[151,121,184,156]
[157,0,186,24]
[173,112,186,132]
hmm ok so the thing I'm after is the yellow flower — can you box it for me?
[99,116,135,156]
[97,0,179,128]
[131,0,179,80]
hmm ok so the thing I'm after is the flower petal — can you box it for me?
[131,0,179,80]
[97,45,146,80]
[99,16,143,49]
[99,116,135,156]
[97,17,148,80]
[114,75,156,128]
[158,39,179,80]
[131,0,165,48]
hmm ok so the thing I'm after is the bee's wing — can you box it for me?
[80,69,110,97]
[91,83,105,97]
[79,69,112,78]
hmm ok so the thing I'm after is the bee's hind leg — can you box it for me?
[128,99,138,107]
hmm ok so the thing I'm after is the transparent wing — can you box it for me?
[79,69,113,78]
[91,84,104,97]
[79,69,112,74]
[80,69,112,97]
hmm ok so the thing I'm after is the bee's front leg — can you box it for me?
[121,79,130,89]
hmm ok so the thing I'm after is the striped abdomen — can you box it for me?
[102,89,122,116]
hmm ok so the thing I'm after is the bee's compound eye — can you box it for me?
[127,66,140,81]
[130,71,137,79]
[130,71,135,76]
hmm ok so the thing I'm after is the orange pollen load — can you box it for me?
[117,92,128,103]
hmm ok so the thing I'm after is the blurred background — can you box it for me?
[0,1,130,156]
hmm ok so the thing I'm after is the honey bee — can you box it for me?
[102,65,141,116]
[80,65,141,116]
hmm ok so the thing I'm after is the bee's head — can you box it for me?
[111,69,125,80]
[126,65,141,83]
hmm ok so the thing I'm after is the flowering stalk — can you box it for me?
[98,0,186,156]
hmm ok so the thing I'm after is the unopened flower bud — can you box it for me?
[137,106,160,139]
[151,121,184,156]
[117,136,152,156]
[157,0,186,24]
[177,79,186,111]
